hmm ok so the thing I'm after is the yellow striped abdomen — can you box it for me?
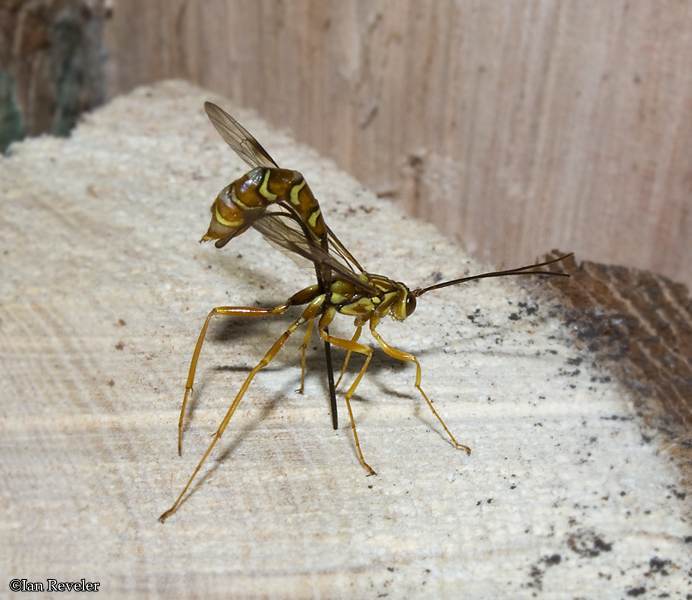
[201,167,326,247]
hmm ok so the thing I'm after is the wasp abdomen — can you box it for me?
[256,168,325,239]
[203,167,326,246]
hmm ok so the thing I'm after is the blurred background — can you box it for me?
[2,0,690,286]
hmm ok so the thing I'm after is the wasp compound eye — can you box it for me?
[405,294,417,316]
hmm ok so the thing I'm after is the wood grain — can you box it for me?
[104,0,692,287]
[0,0,108,149]
[540,252,692,497]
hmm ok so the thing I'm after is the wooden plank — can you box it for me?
[541,254,692,495]
[1,80,689,597]
[104,0,692,288]
[0,0,109,149]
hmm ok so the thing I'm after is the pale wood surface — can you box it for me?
[541,255,692,496]
[1,81,689,598]
[104,0,692,288]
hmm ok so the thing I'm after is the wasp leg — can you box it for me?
[178,303,289,456]
[318,311,376,476]
[160,295,326,523]
[297,318,315,393]
[369,320,471,455]
[335,324,363,390]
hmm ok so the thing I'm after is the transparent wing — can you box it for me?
[272,199,365,274]
[204,101,279,169]
[325,223,365,273]
[252,212,377,295]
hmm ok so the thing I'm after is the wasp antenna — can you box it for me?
[413,253,573,297]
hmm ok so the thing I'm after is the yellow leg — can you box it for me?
[297,318,315,393]
[178,303,289,456]
[369,322,471,454]
[335,324,362,390]
[160,296,326,523]
[318,311,376,476]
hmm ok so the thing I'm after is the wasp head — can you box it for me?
[389,284,417,321]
